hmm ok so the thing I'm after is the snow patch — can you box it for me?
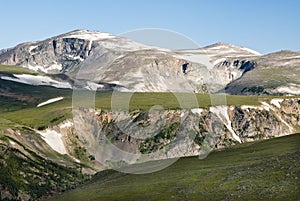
[0,74,72,89]
[276,115,294,132]
[213,58,226,65]
[37,97,64,107]
[230,71,238,80]
[209,106,241,143]
[284,55,300,59]
[191,108,203,115]
[60,121,73,129]
[47,63,63,71]
[276,84,300,95]
[132,69,144,78]
[100,39,163,52]
[241,105,264,110]
[65,30,115,41]
[173,54,214,69]
[241,47,261,56]
[38,129,67,154]
[180,112,185,117]
[9,140,16,146]
[270,99,284,108]
[85,81,104,91]
[67,54,84,61]
[28,63,62,73]
[27,64,48,73]
[209,45,227,50]
[88,40,93,52]
[28,45,38,53]
[261,102,274,111]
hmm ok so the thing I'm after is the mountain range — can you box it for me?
[0,30,299,201]
[1,29,299,95]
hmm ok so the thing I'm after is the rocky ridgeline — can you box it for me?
[0,30,263,93]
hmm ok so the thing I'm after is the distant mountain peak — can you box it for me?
[62,29,116,41]
[202,42,261,56]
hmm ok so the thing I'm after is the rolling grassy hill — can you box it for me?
[45,133,300,201]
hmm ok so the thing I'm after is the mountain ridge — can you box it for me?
[0,29,299,95]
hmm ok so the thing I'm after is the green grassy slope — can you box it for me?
[0,134,90,200]
[0,89,263,129]
[46,133,300,201]
[0,64,38,75]
[0,79,298,130]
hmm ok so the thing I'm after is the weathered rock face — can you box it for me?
[215,59,256,82]
[0,37,91,73]
[64,98,300,166]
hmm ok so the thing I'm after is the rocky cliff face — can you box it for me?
[0,35,92,73]
[52,98,300,167]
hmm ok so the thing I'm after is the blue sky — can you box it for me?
[1,0,299,54]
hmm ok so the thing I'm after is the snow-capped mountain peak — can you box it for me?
[63,29,116,41]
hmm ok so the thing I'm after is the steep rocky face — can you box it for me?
[57,98,300,166]
[0,35,92,73]
[214,59,256,83]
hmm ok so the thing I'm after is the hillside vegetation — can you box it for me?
[46,133,300,201]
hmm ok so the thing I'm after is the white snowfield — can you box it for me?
[85,81,105,90]
[0,74,72,89]
[240,47,262,56]
[27,63,63,73]
[191,108,203,115]
[210,106,242,143]
[64,30,169,52]
[270,99,284,108]
[261,102,273,111]
[38,129,67,154]
[60,121,73,129]
[241,105,264,110]
[65,30,116,40]
[37,97,64,107]
[212,58,226,65]
[173,54,214,69]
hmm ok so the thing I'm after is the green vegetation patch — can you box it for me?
[46,133,300,201]
[0,64,38,75]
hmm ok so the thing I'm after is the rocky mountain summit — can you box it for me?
[1,29,287,94]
